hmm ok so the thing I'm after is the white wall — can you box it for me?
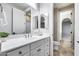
[31,8,39,33]
[39,3,53,56]
[75,3,79,56]
[0,4,12,34]
[39,3,53,34]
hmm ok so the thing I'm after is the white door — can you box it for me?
[75,3,79,56]
[62,20,72,39]
[13,8,26,34]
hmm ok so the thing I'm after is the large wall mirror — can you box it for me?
[12,3,38,35]
[0,3,38,37]
[11,3,32,34]
[12,8,32,34]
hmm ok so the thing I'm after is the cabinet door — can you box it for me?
[0,53,7,56]
[31,40,44,50]
[31,45,44,56]
[7,45,30,56]
[23,52,30,56]
[13,8,26,34]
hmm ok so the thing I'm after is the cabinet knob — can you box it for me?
[19,51,22,54]
[77,41,79,43]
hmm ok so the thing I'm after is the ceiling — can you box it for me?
[9,3,30,11]
[9,3,37,11]
[9,3,72,11]
[54,3,73,8]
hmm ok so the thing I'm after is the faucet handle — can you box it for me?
[24,34,28,38]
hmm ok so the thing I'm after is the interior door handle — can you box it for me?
[77,41,79,43]
[71,32,72,34]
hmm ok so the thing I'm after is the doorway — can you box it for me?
[62,18,72,40]
[60,18,74,56]
[53,3,74,56]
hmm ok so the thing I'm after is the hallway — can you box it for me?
[54,38,74,56]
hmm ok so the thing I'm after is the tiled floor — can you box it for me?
[53,38,74,56]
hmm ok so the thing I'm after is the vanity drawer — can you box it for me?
[0,53,7,56]
[44,37,49,43]
[7,45,30,56]
[38,51,44,56]
[31,45,44,56]
[23,52,30,56]
[31,40,44,50]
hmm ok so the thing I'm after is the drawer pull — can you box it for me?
[37,49,41,52]
[47,45,48,46]
[19,51,22,54]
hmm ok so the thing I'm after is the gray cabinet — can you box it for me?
[0,53,7,56]
[31,45,44,56]
[31,37,50,56]
[23,52,30,56]
[31,40,44,50]
[0,37,50,56]
[7,45,30,56]
[30,39,45,56]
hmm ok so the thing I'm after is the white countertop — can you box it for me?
[0,33,50,53]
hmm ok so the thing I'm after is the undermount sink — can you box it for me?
[32,33,43,37]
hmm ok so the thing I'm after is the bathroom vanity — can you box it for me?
[0,33,50,56]
[0,3,53,56]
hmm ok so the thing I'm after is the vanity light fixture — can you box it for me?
[0,4,7,27]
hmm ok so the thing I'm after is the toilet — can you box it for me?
[53,41,60,50]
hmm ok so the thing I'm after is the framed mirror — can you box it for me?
[26,10,31,34]
[40,13,49,29]
[34,16,38,29]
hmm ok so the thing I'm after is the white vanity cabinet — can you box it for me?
[31,45,45,56]
[30,39,45,56]
[0,37,50,56]
[30,37,50,56]
[6,45,30,56]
